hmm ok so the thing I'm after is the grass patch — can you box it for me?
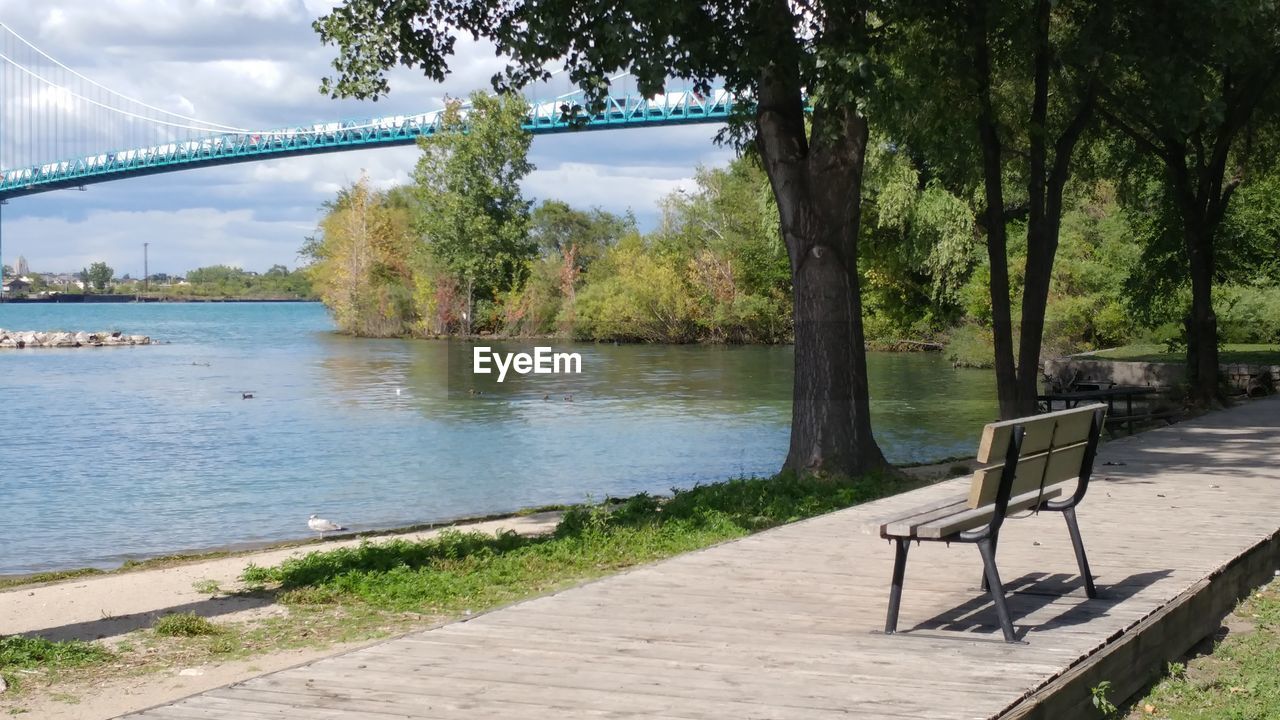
[242,472,902,615]
[0,568,104,591]
[0,637,112,671]
[191,579,221,595]
[1092,343,1280,365]
[1126,578,1280,718]
[152,613,225,637]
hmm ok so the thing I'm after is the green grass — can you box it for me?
[1127,579,1280,719]
[0,568,104,591]
[152,613,225,637]
[1091,343,1280,365]
[0,637,112,671]
[0,636,113,694]
[242,472,901,614]
[191,579,221,595]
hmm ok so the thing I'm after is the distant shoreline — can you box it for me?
[0,295,319,304]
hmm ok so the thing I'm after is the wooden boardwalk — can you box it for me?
[125,396,1280,720]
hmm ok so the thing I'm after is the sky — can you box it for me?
[0,0,734,276]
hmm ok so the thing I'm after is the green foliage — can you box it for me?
[82,262,113,292]
[572,235,700,342]
[164,265,313,299]
[415,92,535,306]
[152,612,225,637]
[530,200,634,272]
[241,472,897,614]
[861,140,977,340]
[944,324,996,369]
[567,156,792,343]
[304,177,419,336]
[1089,680,1118,717]
[1216,286,1280,345]
[0,636,111,670]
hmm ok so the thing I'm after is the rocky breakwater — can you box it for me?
[0,329,152,349]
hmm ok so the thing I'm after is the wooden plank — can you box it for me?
[967,441,1088,508]
[880,500,969,537]
[871,492,968,531]
[977,403,1105,463]
[916,485,1065,539]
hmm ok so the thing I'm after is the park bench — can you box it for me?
[877,403,1107,643]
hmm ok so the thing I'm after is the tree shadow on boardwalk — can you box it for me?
[906,569,1173,642]
[17,592,277,643]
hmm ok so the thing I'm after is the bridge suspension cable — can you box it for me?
[0,19,245,174]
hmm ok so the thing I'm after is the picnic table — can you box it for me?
[1037,385,1175,436]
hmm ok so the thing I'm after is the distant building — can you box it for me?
[16,255,29,276]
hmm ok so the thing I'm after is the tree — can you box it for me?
[84,262,114,292]
[530,200,632,272]
[414,91,536,334]
[881,0,1110,417]
[316,0,892,477]
[305,177,418,335]
[1097,1,1280,406]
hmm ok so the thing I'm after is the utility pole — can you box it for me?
[143,242,150,300]
[0,200,6,303]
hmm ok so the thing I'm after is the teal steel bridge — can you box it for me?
[0,88,737,202]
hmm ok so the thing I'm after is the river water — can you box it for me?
[0,302,996,575]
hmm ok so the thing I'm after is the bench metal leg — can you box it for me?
[884,538,910,634]
[1063,507,1097,599]
[980,535,998,592]
[977,538,1018,642]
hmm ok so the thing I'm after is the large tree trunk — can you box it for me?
[785,208,886,476]
[969,0,1019,419]
[1184,223,1222,406]
[756,55,888,479]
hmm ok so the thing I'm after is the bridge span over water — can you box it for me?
[0,20,735,202]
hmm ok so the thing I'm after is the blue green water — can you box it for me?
[0,302,996,575]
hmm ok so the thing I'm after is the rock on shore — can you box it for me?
[0,329,151,349]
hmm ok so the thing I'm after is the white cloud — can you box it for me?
[525,163,697,212]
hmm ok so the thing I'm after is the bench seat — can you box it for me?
[879,485,1064,539]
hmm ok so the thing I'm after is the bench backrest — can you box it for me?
[967,403,1107,510]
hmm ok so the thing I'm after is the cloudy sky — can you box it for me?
[0,0,734,276]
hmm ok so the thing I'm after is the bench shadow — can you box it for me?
[18,591,278,643]
[907,569,1173,641]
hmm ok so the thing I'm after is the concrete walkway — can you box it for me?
[124,397,1280,719]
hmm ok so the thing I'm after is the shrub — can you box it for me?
[153,613,224,637]
[1216,285,1280,344]
[944,324,995,369]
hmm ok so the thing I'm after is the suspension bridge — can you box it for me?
[0,22,736,203]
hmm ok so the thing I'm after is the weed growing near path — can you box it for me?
[153,613,225,638]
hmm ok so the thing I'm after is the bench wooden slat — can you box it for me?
[880,500,970,538]
[976,403,1105,463]
[914,485,1065,539]
[966,439,1088,508]
[872,492,968,527]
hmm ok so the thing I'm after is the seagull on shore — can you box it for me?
[308,514,347,533]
